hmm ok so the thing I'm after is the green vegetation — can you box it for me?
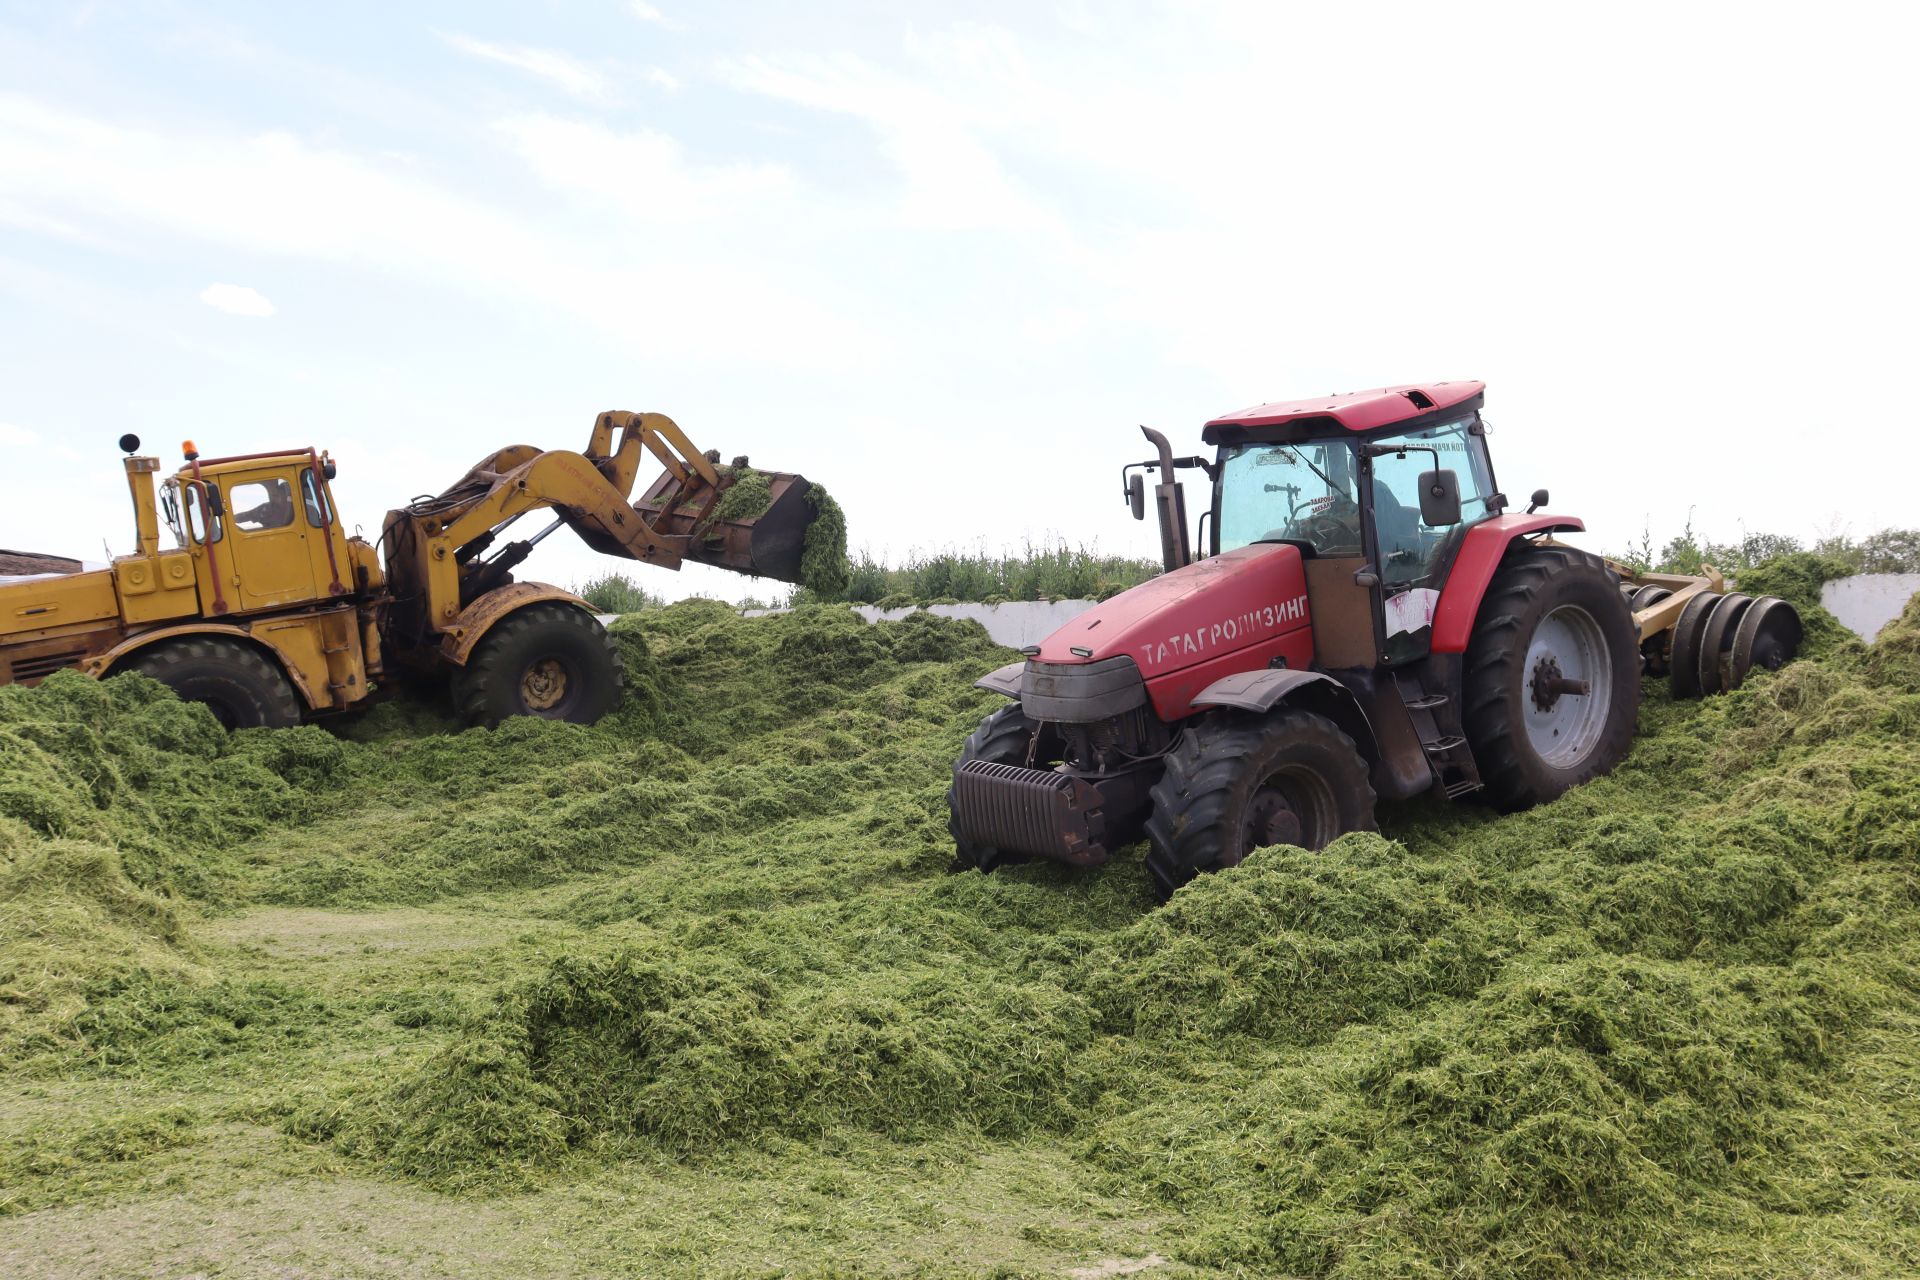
[1611,521,1919,578]
[577,538,1159,615]
[800,540,1162,606]
[2,578,1917,1277]
[798,484,850,599]
[572,572,666,615]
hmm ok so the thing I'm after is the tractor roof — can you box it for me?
[1202,381,1485,445]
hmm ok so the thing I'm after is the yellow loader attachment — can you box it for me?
[384,410,826,639]
[550,409,822,584]
[630,467,820,585]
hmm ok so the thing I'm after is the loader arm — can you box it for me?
[585,409,721,497]
[381,411,817,640]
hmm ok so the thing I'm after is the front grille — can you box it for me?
[9,649,86,681]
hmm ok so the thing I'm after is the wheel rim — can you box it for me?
[1238,764,1337,861]
[1523,604,1613,769]
[521,657,570,712]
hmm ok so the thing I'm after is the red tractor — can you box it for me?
[949,381,1800,898]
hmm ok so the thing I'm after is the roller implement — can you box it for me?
[949,381,1802,898]
[0,412,827,727]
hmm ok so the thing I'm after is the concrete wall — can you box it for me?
[733,600,1099,650]
[609,573,1918,650]
[1822,574,1920,643]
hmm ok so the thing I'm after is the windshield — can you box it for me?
[1215,415,1500,565]
[1216,440,1364,556]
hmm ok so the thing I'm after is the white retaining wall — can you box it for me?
[729,600,1098,649]
[1822,574,1920,643]
[612,602,1096,650]
[608,573,1917,649]
[847,601,1098,650]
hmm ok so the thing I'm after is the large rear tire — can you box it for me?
[1143,709,1376,902]
[948,704,1063,874]
[453,603,624,727]
[1462,545,1639,810]
[126,637,302,729]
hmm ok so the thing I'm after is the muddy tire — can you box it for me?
[1143,709,1376,902]
[948,703,1063,874]
[1463,545,1640,810]
[453,603,624,727]
[126,637,302,729]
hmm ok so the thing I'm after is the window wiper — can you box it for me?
[1277,447,1345,504]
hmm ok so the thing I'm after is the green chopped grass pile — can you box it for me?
[2,588,1917,1276]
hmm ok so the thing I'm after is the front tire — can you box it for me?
[1143,709,1376,901]
[126,637,302,729]
[1462,545,1639,810]
[453,603,624,727]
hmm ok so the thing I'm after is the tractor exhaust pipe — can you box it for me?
[1139,426,1192,572]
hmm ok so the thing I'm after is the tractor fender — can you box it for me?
[438,582,596,666]
[91,622,321,709]
[1429,515,1587,653]
[974,660,1024,698]
[1190,668,1379,764]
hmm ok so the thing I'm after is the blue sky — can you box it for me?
[2,1,1914,598]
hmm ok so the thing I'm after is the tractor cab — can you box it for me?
[157,443,353,616]
[1128,381,1501,665]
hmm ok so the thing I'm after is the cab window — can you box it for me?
[1366,416,1498,587]
[300,469,333,527]
[230,478,295,531]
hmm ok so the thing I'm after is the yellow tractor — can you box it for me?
[0,412,826,727]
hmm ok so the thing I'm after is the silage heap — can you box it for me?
[1,587,1916,1276]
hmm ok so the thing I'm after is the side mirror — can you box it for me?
[118,433,141,454]
[1418,469,1462,527]
[1527,487,1549,514]
[205,486,226,518]
[1127,473,1145,520]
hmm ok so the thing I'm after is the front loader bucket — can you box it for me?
[632,470,818,584]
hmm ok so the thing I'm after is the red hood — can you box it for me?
[1034,543,1312,679]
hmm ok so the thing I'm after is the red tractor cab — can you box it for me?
[950,381,1647,898]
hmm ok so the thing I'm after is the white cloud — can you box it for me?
[198,281,275,317]
[440,33,608,101]
[491,114,789,219]
[644,67,682,93]
[628,2,668,24]
[0,95,879,373]
[0,422,40,446]
[721,48,1059,236]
